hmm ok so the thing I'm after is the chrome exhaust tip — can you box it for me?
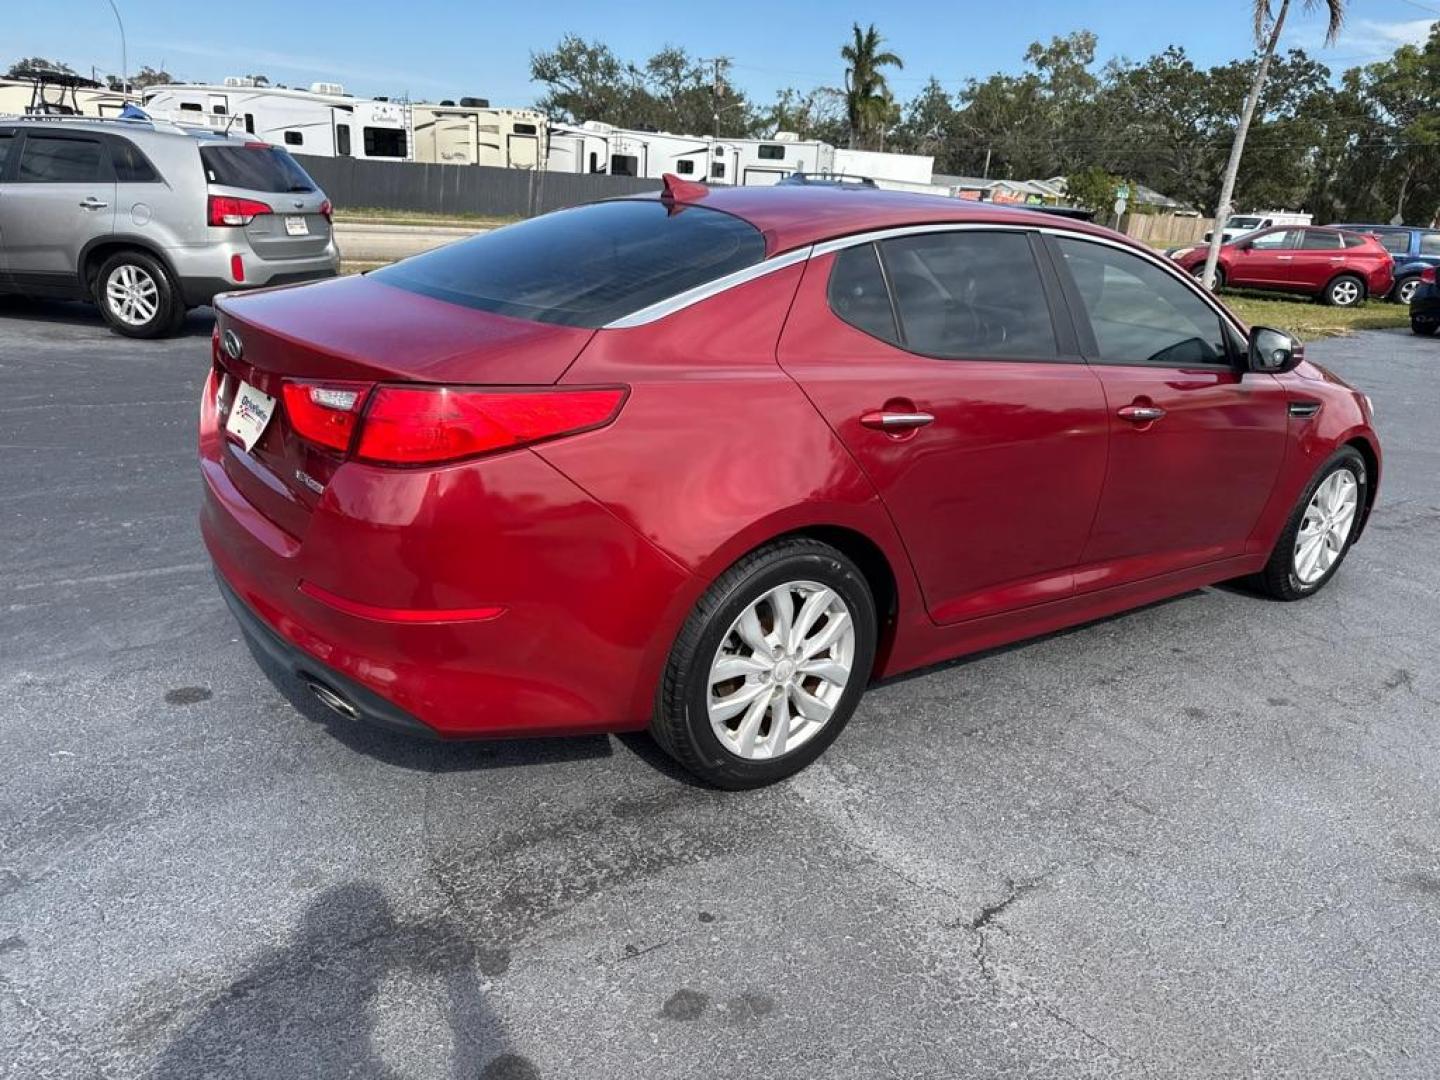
[301,675,359,722]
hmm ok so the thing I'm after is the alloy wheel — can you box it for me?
[1293,468,1359,585]
[706,580,855,760]
[1330,279,1361,307]
[1396,278,1420,305]
[106,264,160,327]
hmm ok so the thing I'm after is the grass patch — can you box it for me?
[1219,289,1408,340]
[332,206,517,229]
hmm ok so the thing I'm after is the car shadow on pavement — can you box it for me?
[145,881,538,1079]
[0,296,216,337]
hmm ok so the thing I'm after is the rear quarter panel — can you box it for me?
[538,262,926,709]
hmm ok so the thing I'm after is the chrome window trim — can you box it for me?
[603,245,814,329]
[604,219,1246,339]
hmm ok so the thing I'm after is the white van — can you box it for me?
[1205,210,1313,244]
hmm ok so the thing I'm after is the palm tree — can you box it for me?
[1200,0,1344,289]
[841,23,904,151]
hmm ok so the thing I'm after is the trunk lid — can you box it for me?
[212,274,595,538]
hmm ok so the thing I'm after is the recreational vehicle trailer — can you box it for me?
[708,132,836,185]
[411,102,547,168]
[544,121,709,178]
[833,148,940,192]
[0,70,135,117]
[142,81,412,161]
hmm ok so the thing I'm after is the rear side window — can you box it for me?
[828,244,898,343]
[1300,230,1343,250]
[372,199,766,328]
[200,144,316,192]
[1421,233,1440,256]
[1377,232,1410,255]
[363,127,407,158]
[879,231,1057,359]
[17,135,106,183]
[0,130,14,175]
[111,139,160,183]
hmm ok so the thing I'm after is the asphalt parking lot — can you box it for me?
[2,297,1438,1079]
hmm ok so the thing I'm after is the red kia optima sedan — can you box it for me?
[200,177,1381,788]
[1173,225,1394,306]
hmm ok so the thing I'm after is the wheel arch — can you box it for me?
[1324,270,1367,302]
[1345,434,1381,540]
[79,236,181,295]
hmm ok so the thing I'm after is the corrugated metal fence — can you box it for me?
[295,156,661,217]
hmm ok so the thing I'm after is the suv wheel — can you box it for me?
[1393,276,1421,306]
[1323,274,1364,308]
[95,251,185,339]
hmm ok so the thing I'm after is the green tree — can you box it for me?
[841,23,904,150]
[6,57,75,77]
[1065,166,1124,212]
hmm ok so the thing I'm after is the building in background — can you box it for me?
[411,100,547,168]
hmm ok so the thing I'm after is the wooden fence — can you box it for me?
[1120,212,1209,247]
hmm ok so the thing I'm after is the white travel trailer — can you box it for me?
[708,133,836,186]
[545,121,710,178]
[143,80,412,161]
[833,148,941,193]
[412,101,547,168]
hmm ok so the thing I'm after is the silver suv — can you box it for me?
[0,116,338,337]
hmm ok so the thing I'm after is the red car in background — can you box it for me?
[202,179,1382,788]
[1173,225,1394,306]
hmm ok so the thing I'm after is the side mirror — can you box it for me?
[1248,326,1303,374]
[1237,240,1253,251]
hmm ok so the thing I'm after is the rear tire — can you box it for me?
[95,250,185,339]
[1412,319,1437,337]
[1191,264,1224,290]
[1251,447,1367,601]
[651,538,877,789]
[1392,276,1420,306]
[1323,274,1365,308]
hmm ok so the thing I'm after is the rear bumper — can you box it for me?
[199,382,693,739]
[217,573,439,738]
[183,268,336,307]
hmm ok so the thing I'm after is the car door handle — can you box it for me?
[1117,404,1166,423]
[78,197,109,210]
[860,410,935,432]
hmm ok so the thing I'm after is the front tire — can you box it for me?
[1323,274,1365,308]
[1252,448,1367,601]
[95,250,185,338]
[651,538,877,789]
[1191,264,1224,290]
[1412,319,1437,337]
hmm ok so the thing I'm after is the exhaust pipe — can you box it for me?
[301,675,360,721]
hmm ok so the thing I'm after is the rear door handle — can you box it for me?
[860,410,935,432]
[78,197,109,210]
[1117,404,1166,423]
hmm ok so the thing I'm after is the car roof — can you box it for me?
[0,115,256,146]
[631,183,1125,256]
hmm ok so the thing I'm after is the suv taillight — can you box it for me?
[1422,267,1437,285]
[319,199,333,222]
[208,195,273,227]
[281,382,628,464]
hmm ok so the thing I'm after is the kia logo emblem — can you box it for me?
[222,329,244,360]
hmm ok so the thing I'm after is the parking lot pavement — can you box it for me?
[2,296,1438,1079]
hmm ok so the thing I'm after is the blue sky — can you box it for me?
[8,0,1438,107]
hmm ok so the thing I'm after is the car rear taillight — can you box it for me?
[1422,267,1437,285]
[354,386,628,465]
[319,199,333,222]
[282,381,373,453]
[209,195,273,227]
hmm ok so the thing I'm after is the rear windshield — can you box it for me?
[200,144,316,193]
[1228,216,1263,229]
[371,199,767,328]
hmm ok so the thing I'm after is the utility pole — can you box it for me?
[982,146,992,181]
[700,56,731,140]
